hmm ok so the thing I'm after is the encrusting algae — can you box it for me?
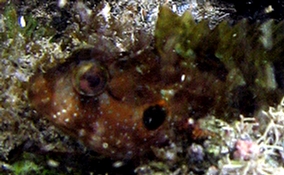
[28,4,284,162]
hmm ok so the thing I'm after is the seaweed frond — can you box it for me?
[155,5,284,119]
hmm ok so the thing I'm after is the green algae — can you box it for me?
[155,5,284,119]
[1,4,54,41]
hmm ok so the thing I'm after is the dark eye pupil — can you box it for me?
[85,73,101,88]
[143,105,167,130]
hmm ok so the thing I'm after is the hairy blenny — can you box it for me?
[28,5,284,159]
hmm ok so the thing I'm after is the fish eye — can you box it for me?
[143,104,167,130]
[72,61,109,96]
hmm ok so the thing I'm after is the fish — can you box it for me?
[28,44,178,159]
[28,5,284,160]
